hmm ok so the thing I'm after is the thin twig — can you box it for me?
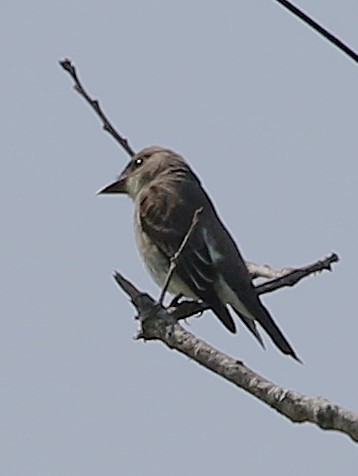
[273,0,358,64]
[112,269,357,443]
[255,252,339,295]
[158,207,203,305]
[246,261,294,280]
[59,58,135,157]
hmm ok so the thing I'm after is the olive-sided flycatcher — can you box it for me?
[99,146,300,361]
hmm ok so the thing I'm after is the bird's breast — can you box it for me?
[133,209,196,298]
[133,211,168,286]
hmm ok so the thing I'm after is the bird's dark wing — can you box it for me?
[138,178,236,333]
[214,223,300,361]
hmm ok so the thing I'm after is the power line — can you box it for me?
[273,0,358,64]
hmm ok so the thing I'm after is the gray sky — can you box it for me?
[1,0,357,474]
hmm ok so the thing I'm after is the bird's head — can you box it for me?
[97,146,186,199]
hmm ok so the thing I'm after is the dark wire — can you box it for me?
[274,0,358,64]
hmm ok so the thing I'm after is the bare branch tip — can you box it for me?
[60,58,136,157]
[330,252,340,263]
[112,270,141,300]
[324,252,340,272]
[59,58,75,74]
[194,206,203,220]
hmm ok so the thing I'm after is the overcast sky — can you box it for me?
[1,1,357,474]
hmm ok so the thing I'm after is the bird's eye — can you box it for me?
[134,158,143,167]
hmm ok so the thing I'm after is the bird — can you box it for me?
[98,146,300,361]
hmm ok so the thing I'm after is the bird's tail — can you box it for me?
[229,295,301,362]
[231,307,265,348]
[257,305,302,363]
[208,295,237,334]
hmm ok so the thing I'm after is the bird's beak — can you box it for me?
[97,176,127,195]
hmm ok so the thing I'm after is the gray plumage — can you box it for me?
[99,146,300,361]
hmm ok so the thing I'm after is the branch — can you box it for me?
[273,0,358,65]
[113,270,358,443]
[158,207,203,305]
[59,58,135,157]
[252,252,339,295]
